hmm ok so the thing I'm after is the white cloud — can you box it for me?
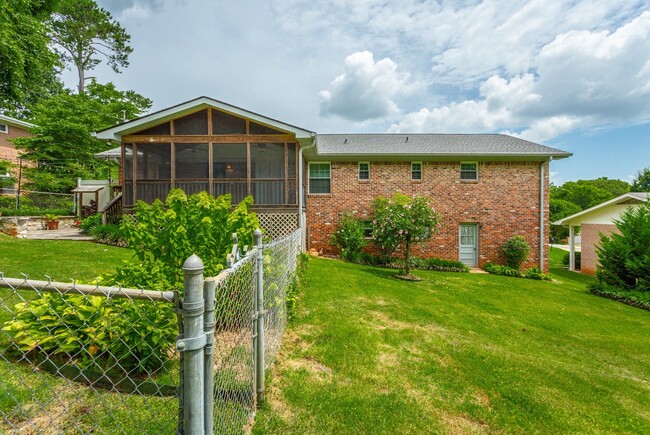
[391,11,650,142]
[319,51,421,121]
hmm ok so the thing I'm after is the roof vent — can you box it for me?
[344,138,347,144]
[405,136,409,143]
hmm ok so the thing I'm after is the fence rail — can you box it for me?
[0,227,303,434]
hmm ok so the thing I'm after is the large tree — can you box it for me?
[14,81,151,192]
[0,0,61,114]
[50,0,132,93]
[631,167,650,192]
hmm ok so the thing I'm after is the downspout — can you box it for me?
[298,133,317,234]
[540,158,552,270]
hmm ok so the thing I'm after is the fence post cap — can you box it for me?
[182,254,204,272]
[253,228,263,247]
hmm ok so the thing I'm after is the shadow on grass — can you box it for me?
[550,267,596,287]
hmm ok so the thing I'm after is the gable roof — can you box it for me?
[0,114,35,129]
[553,192,650,226]
[95,96,316,143]
[304,134,572,161]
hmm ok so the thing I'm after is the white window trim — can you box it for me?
[460,161,479,181]
[308,161,331,195]
[358,161,370,181]
[0,124,8,134]
[411,161,423,180]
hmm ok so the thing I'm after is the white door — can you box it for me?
[459,224,478,267]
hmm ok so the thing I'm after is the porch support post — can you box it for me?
[569,225,575,271]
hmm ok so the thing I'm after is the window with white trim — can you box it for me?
[0,124,8,134]
[411,162,422,180]
[358,162,370,180]
[309,162,331,194]
[460,162,478,180]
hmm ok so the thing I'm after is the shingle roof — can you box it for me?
[311,134,571,159]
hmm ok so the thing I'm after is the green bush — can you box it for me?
[484,262,523,277]
[562,251,581,270]
[330,211,367,260]
[90,224,125,245]
[80,213,102,233]
[525,266,551,281]
[596,202,650,292]
[501,235,531,270]
[0,206,72,216]
[2,293,175,374]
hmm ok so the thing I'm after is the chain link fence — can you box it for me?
[0,228,303,434]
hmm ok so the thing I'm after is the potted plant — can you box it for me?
[43,214,60,230]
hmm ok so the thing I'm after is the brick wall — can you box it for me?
[305,161,549,271]
[580,223,617,275]
[0,124,33,190]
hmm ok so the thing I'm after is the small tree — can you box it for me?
[330,211,367,260]
[372,193,442,277]
[501,235,531,270]
[631,167,650,192]
[596,201,650,292]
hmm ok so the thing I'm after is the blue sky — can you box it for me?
[70,1,650,186]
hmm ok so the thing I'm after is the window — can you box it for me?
[0,124,7,133]
[460,162,478,180]
[362,220,373,239]
[309,162,331,194]
[411,162,422,180]
[358,162,370,180]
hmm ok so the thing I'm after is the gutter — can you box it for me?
[540,158,551,270]
[298,134,317,235]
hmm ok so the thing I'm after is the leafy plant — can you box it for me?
[501,235,531,270]
[372,193,442,276]
[484,262,523,277]
[596,201,650,292]
[80,213,103,233]
[43,213,59,222]
[2,293,175,374]
[330,211,367,260]
[562,251,581,270]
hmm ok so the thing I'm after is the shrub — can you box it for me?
[525,266,552,281]
[90,224,125,245]
[2,293,175,374]
[501,235,531,270]
[562,251,581,270]
[286,253,309,321]
[484,262,523,277]
[596,201,650,292]
[330,211,367,260]
[372,193,442,276]
[80,213,103,233]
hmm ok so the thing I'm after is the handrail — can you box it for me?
[101,193,123,225]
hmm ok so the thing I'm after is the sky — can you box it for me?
[64,0,650,186]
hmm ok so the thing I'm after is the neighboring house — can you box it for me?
[95,97,572,270]
[0,114,34,193]
[553,192,650,275]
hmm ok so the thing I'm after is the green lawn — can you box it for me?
[0,237,178,433]
[0,234,133,281]
[253,258,650,434]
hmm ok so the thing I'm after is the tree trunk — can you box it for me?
[76,48,85,94]
[404,237,411,276]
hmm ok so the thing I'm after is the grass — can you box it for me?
[253,258,650,434]
[0,237,178,433]
[0,234,133,281]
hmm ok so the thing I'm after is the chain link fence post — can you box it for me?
[254,228,266,406]
[177,255,205,434]
[203,276,217,435]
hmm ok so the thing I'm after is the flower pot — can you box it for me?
[46,220,59,230]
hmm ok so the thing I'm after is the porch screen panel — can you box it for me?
[123,144,134,206]
[173,109,208,135]
[175,143,209,194]
[251,143,284,205]
[135,143,171,203]
[287,143,297,205]
[213,143,247,203]
[212,110,246,134]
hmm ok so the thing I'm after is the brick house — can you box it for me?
[553,192,650,274]
[96,97,572,271]
[0,114,34,192]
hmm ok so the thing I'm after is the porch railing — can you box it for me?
[101,193,123,225]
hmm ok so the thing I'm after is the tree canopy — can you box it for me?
[13,81,151,192]
[0,0,61,114]
[50,0,132,93]
[631,167,650,192]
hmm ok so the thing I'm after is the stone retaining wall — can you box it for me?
[0,216,77,238]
